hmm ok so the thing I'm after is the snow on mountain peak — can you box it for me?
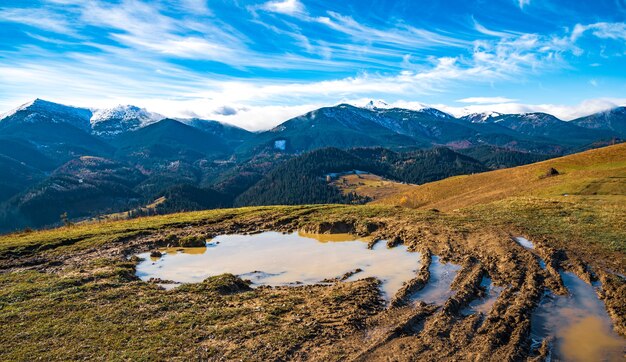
[419,107,454,119]
[357,100,453,119]
[0,98,92,122]
[89,105,165,136]
[362,99,392,110]
[90,105,164,125]
[462,111,503,123]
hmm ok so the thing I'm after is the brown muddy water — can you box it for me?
[531,271,626,361]
[136,231,420,299]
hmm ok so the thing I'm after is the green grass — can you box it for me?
[459,196,626,254]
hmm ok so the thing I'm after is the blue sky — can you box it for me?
[0,0,625,130]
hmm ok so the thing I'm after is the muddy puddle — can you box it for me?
[461,276,504,316]
[409,256,461,305]
[136,231,420,299]
[531,271,625,361]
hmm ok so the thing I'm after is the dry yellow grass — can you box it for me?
[333,173,416,201]
[375,143,626,211]
[82,196,168,223]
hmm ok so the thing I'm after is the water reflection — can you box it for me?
[136,231,420,299]
[410,255,461,305]
[513,236,535,249]
[461,276,504,316]
[531,271,625,361]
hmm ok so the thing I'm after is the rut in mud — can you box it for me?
[1,207,624,361]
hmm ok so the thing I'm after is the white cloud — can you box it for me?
[260,0,306,16]
[518,0,531,9]
[0,8,77,36]
[473,19,519,38]
[433,98,626,120]
[571,22,626,41]
[457,97,518,104]
[314,11,469,49]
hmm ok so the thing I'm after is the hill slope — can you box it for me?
[112,119,231,163]
[235,147,488,206]
[378,143,626,211]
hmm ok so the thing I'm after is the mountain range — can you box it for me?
[0,98,623,232]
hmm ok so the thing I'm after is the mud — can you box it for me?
[1,207,624,361]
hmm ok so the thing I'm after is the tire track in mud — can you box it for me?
[312,219,623,361]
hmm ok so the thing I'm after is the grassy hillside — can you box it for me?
[378,142,626,211]
[372,143,626,259]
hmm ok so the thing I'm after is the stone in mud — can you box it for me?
[149,250,162,258]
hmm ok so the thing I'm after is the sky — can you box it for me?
[0,0,625,130]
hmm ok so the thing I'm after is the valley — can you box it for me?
[0,143,624,361]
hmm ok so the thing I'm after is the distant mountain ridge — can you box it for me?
[572,106,626,137]
[0,97,624,232]
[237,103,622,156]
[0,99,242,138]
[1,98,624,145]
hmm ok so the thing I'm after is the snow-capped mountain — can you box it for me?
[358,100,453,119]
[362,99,393,110]
[572,106,626,137]
[460,112,503,123]
[0,98,92,132]
[90,105,164,137]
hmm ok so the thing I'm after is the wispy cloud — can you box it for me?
[473,19,519,38]
[518,0,531,10]
[0,7,77,36]
[457,97,518,104]
[314,11,469,49]
[571,22,626,41]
